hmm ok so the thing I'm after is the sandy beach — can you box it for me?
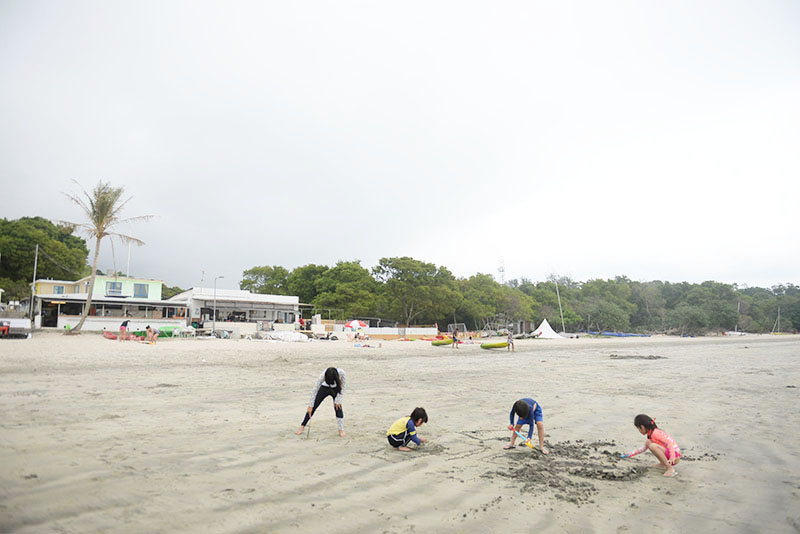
[1,333,799,533]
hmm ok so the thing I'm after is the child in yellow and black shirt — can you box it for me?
[386,407,428,452]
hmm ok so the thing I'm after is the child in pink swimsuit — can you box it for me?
[622,414,681,477]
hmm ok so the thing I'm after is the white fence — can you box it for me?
[332,326,438,336]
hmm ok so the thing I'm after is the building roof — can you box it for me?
[37,293,187,307]
[168,287,299,305]
[76,275,165,284]
[35,276,165,285]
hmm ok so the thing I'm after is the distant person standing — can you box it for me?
[507,330,515,352]
[451,327,458,349]
[119,319,130,342]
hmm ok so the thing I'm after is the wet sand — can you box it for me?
[1,333,799,533]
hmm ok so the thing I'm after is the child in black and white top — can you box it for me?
[296,367,347,437]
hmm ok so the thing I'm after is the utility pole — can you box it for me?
[555,279,566,334]
[30,244,39,320]
[213,275,224,335]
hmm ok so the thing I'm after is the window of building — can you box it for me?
[134,283,149,298]
[105,281,122,296]
[54,286,64,294]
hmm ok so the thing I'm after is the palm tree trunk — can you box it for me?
[69,235,102,334]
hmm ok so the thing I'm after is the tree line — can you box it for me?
[241,258,799,335]
[3,216,797,334]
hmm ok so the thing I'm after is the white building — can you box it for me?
[168,288,300,333]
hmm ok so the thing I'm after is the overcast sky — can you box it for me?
[1,1,798,290]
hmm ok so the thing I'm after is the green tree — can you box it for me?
[0,278,31,302]
[312,284,376,319]
[287,264,329,303]
[457,274,538,331]
[578,278,636,331]
[0,216,89,283]
[629,281,667,331]
[582,298,630,332]
[457,274,504,330]
[373,257,459,326]
[161,284,185,300]
[518,279,581,332]
[498,285,536,325]
[667,303,709,335]
[240,265,290,294]
[61,182,151,334]
[311,261,377,318]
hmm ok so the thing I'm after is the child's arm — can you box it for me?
[407,419,422,446]
[334,369,346,405]
[621,445,647,458]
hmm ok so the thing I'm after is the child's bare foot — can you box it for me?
[541,447,550,454]
[397,446,411,452]
[503,445,516,450]
[338,430,347,437]
[295,426,305,435]
[664,468,677,477]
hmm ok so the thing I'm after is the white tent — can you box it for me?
[533,318,564,339]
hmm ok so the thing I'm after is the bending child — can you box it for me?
[505,398,549,453]
[386,407,428,452]
[622,414,681,477]
[296,367,347,437]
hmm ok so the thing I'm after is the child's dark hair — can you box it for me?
[513,399,530,419]
[634,414,657,432]
[411,407,428,423]
[324,367,341,394]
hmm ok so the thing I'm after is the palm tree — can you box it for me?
[61,181,152,334]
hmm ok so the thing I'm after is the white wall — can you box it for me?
[57,316,185,333]
[404,327,438,335]
[332,326,437,336]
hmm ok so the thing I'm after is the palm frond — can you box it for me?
[115,215,155,225]
[106,231,146,246]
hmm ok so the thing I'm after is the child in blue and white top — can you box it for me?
[505,398,549,454]
[296,367,347,437]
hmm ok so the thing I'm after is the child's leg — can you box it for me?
[388,432,411,451]
[509,424,523,447]
[535,421,549,454]
[398,432,415,451]
[297,388,330,432]
[646,440,676,476]
[334,403,345,436]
